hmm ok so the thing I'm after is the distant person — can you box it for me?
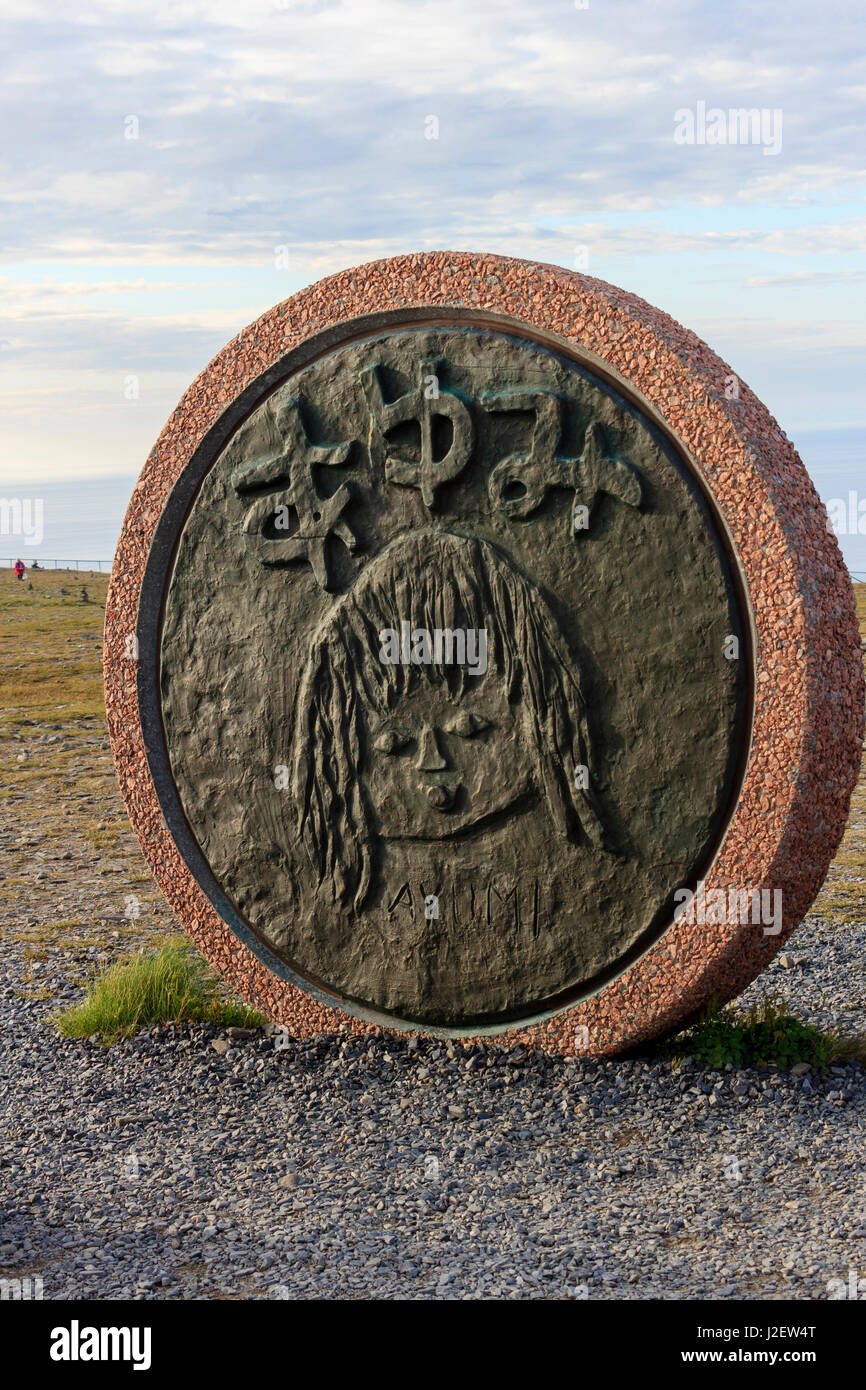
[13,558,25,581]
[31,559,39,570]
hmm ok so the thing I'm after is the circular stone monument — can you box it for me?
[104,252,864,1055]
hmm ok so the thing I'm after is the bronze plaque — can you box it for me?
[159,320,749,1029]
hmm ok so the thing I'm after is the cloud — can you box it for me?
[1,0,864,266]
[1,0,865,483]
[0,306,265,371]
[693,316,866,354]
[745,269,866,288]
[0,276,232,304]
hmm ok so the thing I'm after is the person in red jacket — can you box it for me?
[13,558,25,581]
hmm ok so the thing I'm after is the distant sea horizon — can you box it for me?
[1,424,864,577]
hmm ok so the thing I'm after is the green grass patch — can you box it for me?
[81,827,120,850]
[55,935,266,1043]
[7,920,85,941]
[812,887,866,926]
[658,995,864,1069]
[0,568,109,722]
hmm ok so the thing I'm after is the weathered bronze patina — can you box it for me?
[159,321,749,1028]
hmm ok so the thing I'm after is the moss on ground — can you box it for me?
[657,994,865,1069]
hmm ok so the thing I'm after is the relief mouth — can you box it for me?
[424,782,458,811]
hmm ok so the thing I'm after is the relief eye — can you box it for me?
[447,711,492,738]
[373,729,410,754]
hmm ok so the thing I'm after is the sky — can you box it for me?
[0,0,864,566]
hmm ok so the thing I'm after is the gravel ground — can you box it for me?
[1,915,864,1302]
[1,576,864,1300]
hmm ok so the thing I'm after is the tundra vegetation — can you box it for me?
[1,566,863,1063]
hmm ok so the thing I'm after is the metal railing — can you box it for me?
[1,557,113,572]
[3,557,865,580]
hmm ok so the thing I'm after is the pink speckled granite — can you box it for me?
[103,252,864,1055]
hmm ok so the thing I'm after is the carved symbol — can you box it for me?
[486,391,642,536]
[575,418,643,524]
[361,358,474,510]
[487,392,574,516]
[231,397,360,592]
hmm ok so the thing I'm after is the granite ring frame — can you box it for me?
[104,252,863,1055]
[141,307,754,1033]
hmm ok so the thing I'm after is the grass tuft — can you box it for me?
[55,935,265,1043]
[658,995,863,1069]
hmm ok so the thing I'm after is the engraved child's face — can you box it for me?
[366,671,534,841]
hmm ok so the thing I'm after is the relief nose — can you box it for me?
[416,723,448,772]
